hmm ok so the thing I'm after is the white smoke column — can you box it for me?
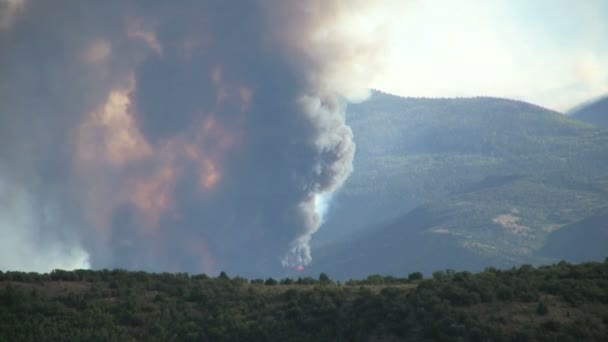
[280,95,356,268]
[277,1,395,268]
[0,178,90,271]
[314,192,333,223]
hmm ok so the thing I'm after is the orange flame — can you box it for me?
[74,62,251,262]
[200,158,220,190]
[77,75,152,167]
[128,164,177,229]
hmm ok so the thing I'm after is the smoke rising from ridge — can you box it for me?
[0,1,385,275]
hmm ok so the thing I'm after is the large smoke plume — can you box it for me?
[0,1,384,275]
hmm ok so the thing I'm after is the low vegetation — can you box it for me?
[1,259,607,341]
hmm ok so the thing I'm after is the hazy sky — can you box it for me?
[373,0,608,111]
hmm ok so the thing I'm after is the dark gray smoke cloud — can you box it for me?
[0,0,380,276]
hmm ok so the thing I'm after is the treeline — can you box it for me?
[0,268,422,286]
[0,260,607,341]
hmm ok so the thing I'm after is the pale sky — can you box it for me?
[372,0,608,111]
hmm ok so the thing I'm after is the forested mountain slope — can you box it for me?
[309,92,608,279]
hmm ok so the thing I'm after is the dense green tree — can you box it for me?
[408,272,423,281]
[318,273,332,285]
[537,301,549,315]
[280,278,293,285]
[0,260,606,340]
[264,278,277,286]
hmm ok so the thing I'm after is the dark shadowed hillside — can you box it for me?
[309,92,608,279]
[539,213,608,263]
[570,96,608,128]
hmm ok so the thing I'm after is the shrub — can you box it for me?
[408,272,424,281]
[318,273,332,285]
[264,278,277,286]
[280,278,294,285]
[536,301,549,315]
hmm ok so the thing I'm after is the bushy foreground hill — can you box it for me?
[1,260,607,341]
[310,92,608,279]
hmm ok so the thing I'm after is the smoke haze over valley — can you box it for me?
[1,1,607,279]
[0,0,386,276]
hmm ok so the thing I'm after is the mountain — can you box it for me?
[569,96,608,127]
[538,213,608,263]
[307,92,608,279]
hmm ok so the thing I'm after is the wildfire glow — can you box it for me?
[77,76,152,166]
[128,164,177,228]
[83,39,111,65]
[239,85,253,112]
[199,159,221,190]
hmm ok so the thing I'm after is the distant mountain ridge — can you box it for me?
[569,95,608,128]
[307,92,608,279]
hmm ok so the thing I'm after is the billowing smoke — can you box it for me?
[0,1,383,275]
[0,0,23,30]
